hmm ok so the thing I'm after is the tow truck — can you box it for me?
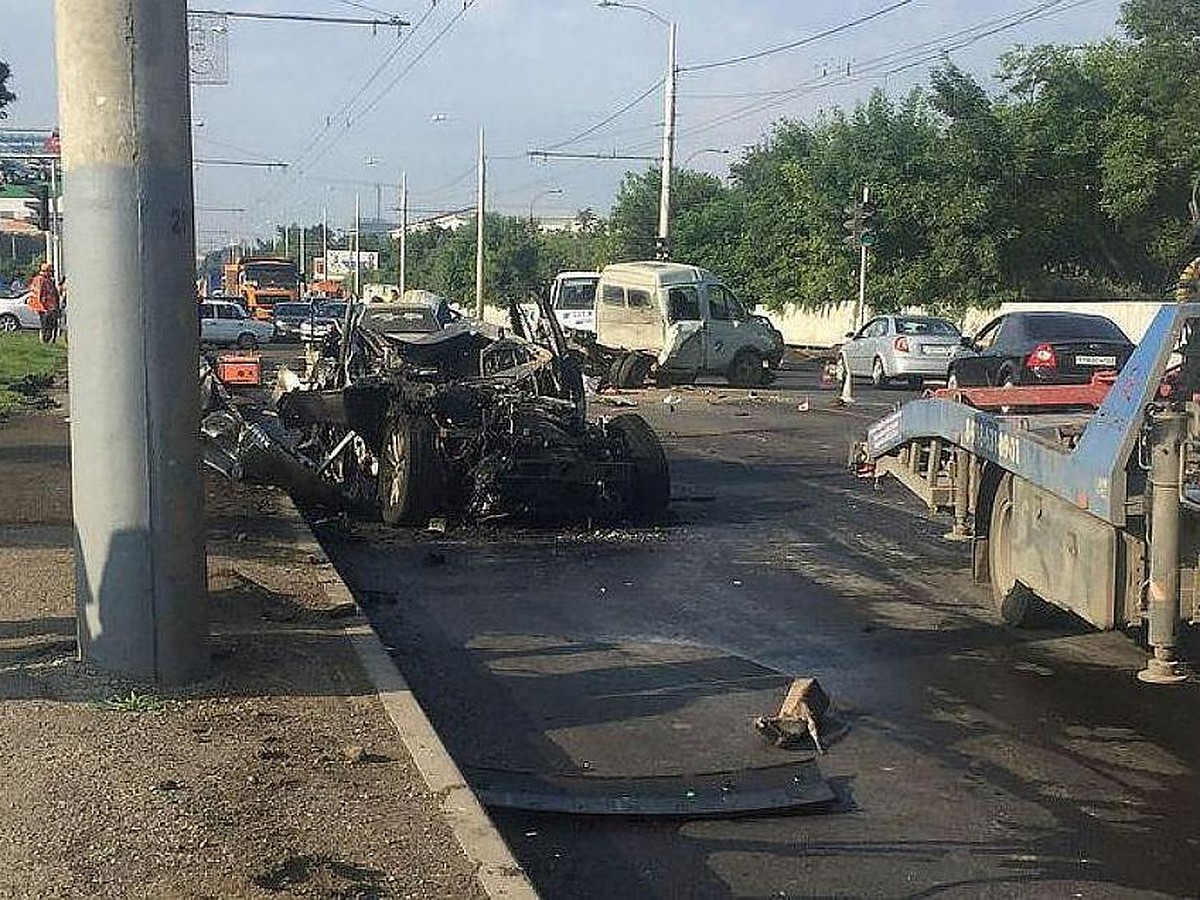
[857,259,1200,683]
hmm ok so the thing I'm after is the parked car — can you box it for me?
[271,301,315,342]
[198,299,275,349]
[0,292,40,332]
[839,315,962,388]
[593,261,785,388]
[298,301,350,342]
[948,311,1135,388]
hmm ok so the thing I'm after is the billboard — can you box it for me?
[326,250,379,277]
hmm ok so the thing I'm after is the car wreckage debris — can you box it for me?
[199,296,672,527]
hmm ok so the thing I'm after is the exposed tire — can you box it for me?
[378,415,443,526]
[871,356,888,389]
[609,413,670,520]
[728,349,765,388]
[617,352,652,388]
[987,473,1041,626]
[607,353,628,387]
[236,332,259,350]
[0,313,20,333]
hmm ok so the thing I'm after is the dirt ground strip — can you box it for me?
[0,405,486,900]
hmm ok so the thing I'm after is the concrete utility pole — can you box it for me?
[853,184,871,333]
[48,160,62,273]
[475,127,486,320]
[353,193,361,299]
[598,3,677,258]
[398,171,407,297]
[298,219,305,292]
[657,21,677,259]
[55,0,207,683]
[321,204,329,280]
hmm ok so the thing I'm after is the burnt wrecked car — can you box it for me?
[273,298,670,525]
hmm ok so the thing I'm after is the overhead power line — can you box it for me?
[681,0,917,73]
[333,0,405,18]
[267,0,480,207]
[528,150,658,162]
[525,0,917,162]
[195,157,288,168]
[190,8,408,28]
[634,0,1098,150]
[351,0,480,124]
[539,77,664,153]
[283,0,440,177]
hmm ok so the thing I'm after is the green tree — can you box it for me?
[0,61,15,118]
[606,167,739,267]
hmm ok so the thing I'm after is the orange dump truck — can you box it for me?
[223,257,300,320]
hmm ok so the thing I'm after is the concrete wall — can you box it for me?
[759,299,1168,348]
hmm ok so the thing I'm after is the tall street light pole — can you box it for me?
[598,1,676,259]
[475,127,486,320]
[398,171,407,297]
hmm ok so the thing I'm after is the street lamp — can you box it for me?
[529,188,563,227]
[683,147,731,168]
[598,0,676,260]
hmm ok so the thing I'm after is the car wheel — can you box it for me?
[236,332,258,351]
[988,474,1043,626]
[0,314,20,333]
[728,349,765,388]
[617,352,652,389]
[871,356,888,389]
[607,353,628,388]
[608,413,670,521]
[378,415,442,526]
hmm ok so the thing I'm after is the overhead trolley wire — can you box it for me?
[680,0,918,74]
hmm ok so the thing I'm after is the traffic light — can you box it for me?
[842,197,880,249]
[654,235,670,261]
[859,200,877,247]
[23,184,50,232]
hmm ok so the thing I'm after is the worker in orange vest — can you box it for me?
[27,262,62,344]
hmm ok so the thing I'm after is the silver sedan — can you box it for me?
[839,314,961,389]
[0,293,41,332]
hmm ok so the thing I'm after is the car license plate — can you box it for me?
[923,345,953,356]
[1075,354,1116,367]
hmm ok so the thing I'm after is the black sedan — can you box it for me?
[948,311,1134,388]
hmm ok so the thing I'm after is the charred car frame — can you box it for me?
[271,297,670,525]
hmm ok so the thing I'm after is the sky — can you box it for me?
[0,0,1126,250]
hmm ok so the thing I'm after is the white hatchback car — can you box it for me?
[198,299,275,349]
[0,293,41,332]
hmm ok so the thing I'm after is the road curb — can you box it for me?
[280,499,538,900]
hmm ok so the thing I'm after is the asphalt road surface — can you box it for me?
[298,354,1200,899]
